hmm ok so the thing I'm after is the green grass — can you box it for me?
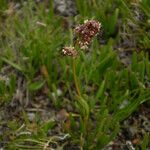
[0,0,150,149]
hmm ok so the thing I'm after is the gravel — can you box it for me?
[54,0,77,16]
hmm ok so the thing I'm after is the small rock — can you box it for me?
[126,141,135,150]
[129,126,138,137]
[27,113,35,122]
[119,100,129,109]
[52,89,62,99]
[56,109,68,121]
[54,0,77,16]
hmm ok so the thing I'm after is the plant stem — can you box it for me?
[72,58,81,97]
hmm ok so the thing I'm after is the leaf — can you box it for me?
[97,134,110,149]
[131,52,138,72]
[68,113,76,130]
[28,80,45,91]
[97,52,116,73]
[113,91,150,122]
[141,133,149,150]
[130,72,139,89]
[145,54,150,78]
[108,8,119,35]
[1,57,23,72]
[140,0,150,18]
[76,96,90,118]
[138,61,145,83]
[96,80,105,99]
[42,120,55,133]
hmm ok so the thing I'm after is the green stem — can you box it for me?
[72,58,81,97]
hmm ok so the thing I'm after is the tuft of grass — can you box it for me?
[0,0,150,149]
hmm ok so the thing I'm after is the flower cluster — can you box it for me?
[62,46,78,58]
[62,19,101,58]
[74,20,101,49]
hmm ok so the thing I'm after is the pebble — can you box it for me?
[54,0,77,16]
[27,113,35,122]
